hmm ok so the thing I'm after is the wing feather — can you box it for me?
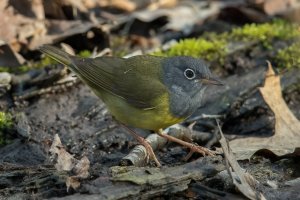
[40,45,165,109]
[71,56,166,109]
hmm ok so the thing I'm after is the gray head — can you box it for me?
[161,56,222,118]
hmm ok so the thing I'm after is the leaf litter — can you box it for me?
[217,120,266,200]
[49,134,90,191]
[229,61,300,160]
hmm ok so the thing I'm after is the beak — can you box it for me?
[201,77,224,86]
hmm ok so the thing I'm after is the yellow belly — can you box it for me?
[97,91,184,131]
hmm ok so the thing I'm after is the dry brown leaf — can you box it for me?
[0,1,101,51]
[49,134,76,171]
[0,5,29,44]
[99,0,137,12]
[66,156,90,191]
[74,156,90,179]
[131,1,221,32]
[49,134,90,191]
[99,0,176,12]
[217,121,266,200]
[82,0,98,9]
[0,2,47,51]
[147,0,177,10]
[66,176,81,191]
[250,0,297,15]
[229,62,300,160]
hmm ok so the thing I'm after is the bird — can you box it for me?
[40,45,223,167]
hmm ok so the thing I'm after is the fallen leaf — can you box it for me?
[0,1,107,52]
[147,0,177,10]
[124,1,245,34]
[66,176,81,191]
[131,1,221,32]
[99,0,169,12]
[0,1,48,51]
[250,0,297,16]
[73,156,90,178]
[229,62,300,160]
[99,0,177,12]
[217,120,266,200]
[66,156,90,191]
[0,3,31,45]
[49,134,76,171]
[49,134,90,191]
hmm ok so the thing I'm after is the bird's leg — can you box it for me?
[120,124,161,167]
[157,129,215,159]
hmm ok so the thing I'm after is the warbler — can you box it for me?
[40,45,223,166]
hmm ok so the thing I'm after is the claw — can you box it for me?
[157,129,215,161]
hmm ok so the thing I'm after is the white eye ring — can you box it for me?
[184,68,196,80]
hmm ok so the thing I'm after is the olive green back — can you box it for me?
[40,45,167,110]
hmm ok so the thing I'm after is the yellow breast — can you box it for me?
[98,91,184,131]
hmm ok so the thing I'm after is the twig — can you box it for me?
[216,119,266,200]
[13,79,79,101]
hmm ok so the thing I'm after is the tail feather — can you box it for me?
[39,45,73,66]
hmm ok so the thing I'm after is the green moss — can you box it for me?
[40,56,56,67]
[17,64,38,73]
[230,19,299,48]
[276,41,300,69]
[0,112,13,130]
[0,55,57,73]
[78,50,92,58]
[0,49,94,74]
[20,56,57,73]
[153,20,300,64]
[153,38,227,63]
[0,66,10,72]
[0,112,13,145]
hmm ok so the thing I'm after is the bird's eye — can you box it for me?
[184,68,196,80]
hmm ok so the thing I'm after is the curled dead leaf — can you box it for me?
[217,121,266,200]
[49,134,90,191]
[229,61,300,160]
[49,134,75,171]
[66,176,81,191]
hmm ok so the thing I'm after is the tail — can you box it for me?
[39,45,73,66]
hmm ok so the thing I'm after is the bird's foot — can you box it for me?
[139,137,161,167]
[183,143,215,161]
[157,129,215,161]
[121,124,161,167]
